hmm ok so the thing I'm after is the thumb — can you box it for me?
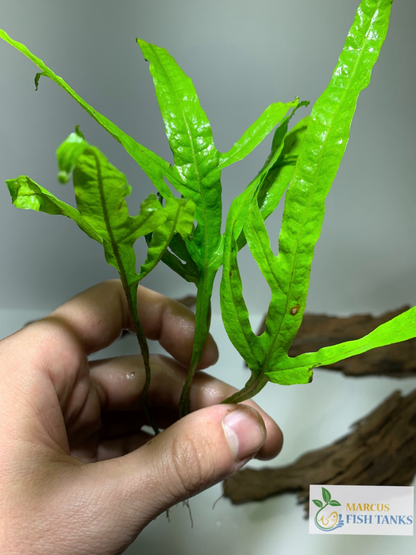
[132,404,267,513]
[82,404,266,549]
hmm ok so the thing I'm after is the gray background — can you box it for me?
[1,0,415,317]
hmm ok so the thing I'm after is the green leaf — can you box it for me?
[266,366,312,386]
[137,38,222,267]
[245,200,280,294]
[65,138,163,244]
[267,0,394,369]
[313,499,323,508]
[70,145,168,284]
[243,200,289,358]
[235,111,309,253]
[7,143,169,292]
[220,210,263,371]
[218,101,301,170]
[225,100,299,244]
[322,488,331,503]
[330,500,341,507]
[134,195,169,238]
[174,199,196,239]
[0,29,178,200]
[5,175,103,244]
[257,116,310,221]
[138,197,195,281]
[267,305,416,382]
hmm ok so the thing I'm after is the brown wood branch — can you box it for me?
[223,390,416,510]
[256,306,416,377]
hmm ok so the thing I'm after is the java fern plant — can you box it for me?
[1,0,414,428]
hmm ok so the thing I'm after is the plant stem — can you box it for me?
[124,282,159,435]
[179,268,216,417]
[221,372,268,405]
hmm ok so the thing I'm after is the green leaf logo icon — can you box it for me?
[322,488,331,503]
[312,488,344,532]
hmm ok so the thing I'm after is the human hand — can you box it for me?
[0,280,282,554]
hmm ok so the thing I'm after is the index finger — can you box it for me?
[49,280,219,369]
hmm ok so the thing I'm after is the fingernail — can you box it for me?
[222,406,266,462]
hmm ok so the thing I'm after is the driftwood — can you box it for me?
[223,389,416,510]
[256,306,416,377]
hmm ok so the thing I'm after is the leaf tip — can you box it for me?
[75,125,85,139]
[34,71,48,91]
[57,171,70,184]
[34,72,42,91]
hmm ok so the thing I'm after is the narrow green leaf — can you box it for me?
[220,176,270,372]
[226,100,299,244]
[137,38,221,265]
[138,197,195,281]
[267,305,416,382]
[218,101,299,170]
[235,115,309,253]
[330,500,341,507]
[267,0,394,368]
[220,214,263,371]
[0,29,178,200]
[257,116,310,221]
[245,200,280,292]
[244,200,289,351]
[313,499,323,508]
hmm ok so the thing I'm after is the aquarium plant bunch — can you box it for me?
[2,0,414,426]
